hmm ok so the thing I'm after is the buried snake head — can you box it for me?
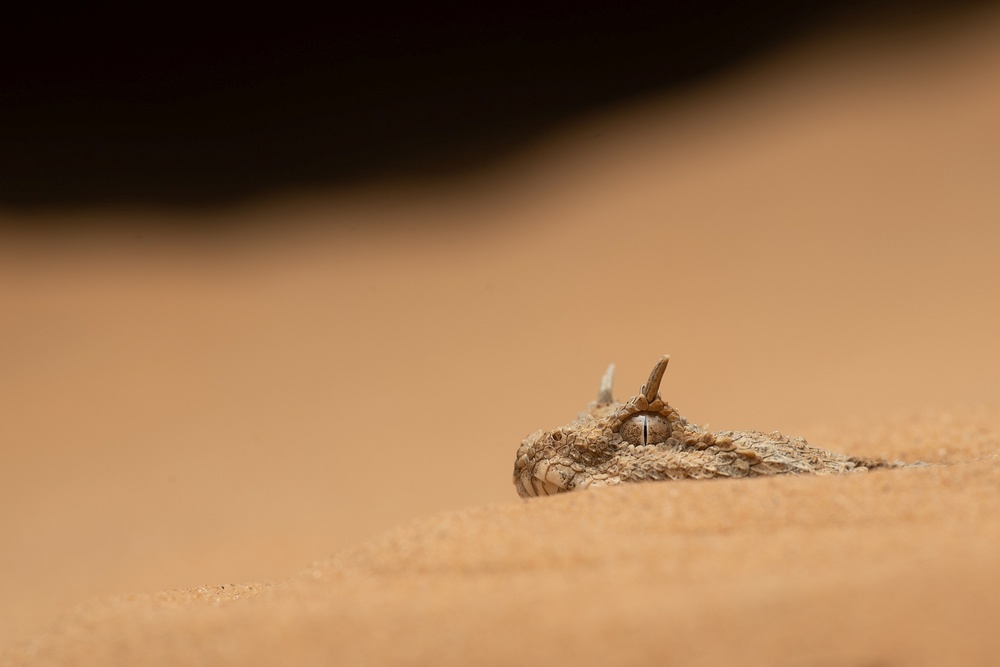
[513,355,687,498]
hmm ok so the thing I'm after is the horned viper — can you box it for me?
[514,355,904,498]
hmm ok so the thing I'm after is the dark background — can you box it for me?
[0,1,988,210]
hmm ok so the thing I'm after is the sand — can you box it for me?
[6,410,1000,666]
[3,7,1000,666]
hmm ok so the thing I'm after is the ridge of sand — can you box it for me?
[5,408,999,667]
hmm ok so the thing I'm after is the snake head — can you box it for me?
[513,355,690,498]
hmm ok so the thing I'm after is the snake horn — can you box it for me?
[596,363,615,404]
[640,355,670,402]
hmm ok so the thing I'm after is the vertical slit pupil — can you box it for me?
[642,416,648,446]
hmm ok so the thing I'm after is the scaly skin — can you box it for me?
[514,355,904,498]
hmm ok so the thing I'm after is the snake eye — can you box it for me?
[620,413,671,446]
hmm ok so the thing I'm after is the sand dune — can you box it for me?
[6,409,999,666]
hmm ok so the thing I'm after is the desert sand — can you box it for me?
[3,7,1000,666]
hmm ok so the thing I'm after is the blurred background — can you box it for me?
[2,0,999,649]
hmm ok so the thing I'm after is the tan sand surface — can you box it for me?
[2,6,1000,665]
[5,409,1000,666]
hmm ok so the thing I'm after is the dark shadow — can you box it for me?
[0,1,993,216]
